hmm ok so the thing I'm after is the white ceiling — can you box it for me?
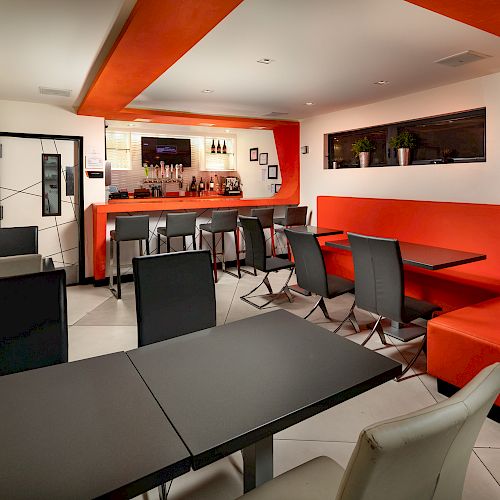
[130,0,500,120]
[0,0,131,108]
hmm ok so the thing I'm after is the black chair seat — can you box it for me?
[265,256,294,272]
[199,222,215,233]
[326,275,355,299]
[403,296,441,323]
[157,227,167,236]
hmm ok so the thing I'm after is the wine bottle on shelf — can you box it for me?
[216,140,221,154]
[209,176,214,191]
[215,174,219,194]
[222,140,227,154]
[199,177,205,192]
[190,176,197,191]
[211,139,216,154]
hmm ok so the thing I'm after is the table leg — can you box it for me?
[242,436,273,493]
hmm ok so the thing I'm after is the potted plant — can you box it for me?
[351,137,375,168]
[389,130,417,166]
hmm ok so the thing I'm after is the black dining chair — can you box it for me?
[133,250,216,347]
[0,225,38,257]
[285,229,359,330]
[273,206,308,259]
[348,232,441,378]
[109,215,150,299]
[0,269,68,376]
[239,216,295,309]
[157,211,197,253]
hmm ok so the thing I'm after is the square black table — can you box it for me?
[127,310,401,492]
[0,352,191,499]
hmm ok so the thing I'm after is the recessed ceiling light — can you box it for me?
[134,118,152,122]
[201,89,214,93]
[198,123,215,127]
[257,58,274,64]
[305,102,315,106]
[127,123,136,127]
[251,126,267,130]
[374,80,390,85]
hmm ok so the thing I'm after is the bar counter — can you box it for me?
[92,194,290,281]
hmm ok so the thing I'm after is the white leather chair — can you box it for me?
[0,254,43,278]
[238,363,500,500]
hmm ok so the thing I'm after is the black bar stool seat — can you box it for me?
[157,212,197,253]
[199,209,240,283]
[109,215,150,299]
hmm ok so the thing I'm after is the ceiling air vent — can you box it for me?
[39,86,72,97]
[434,50,491,67]
[264,111,289,117]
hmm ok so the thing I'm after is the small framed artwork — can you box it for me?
[249,148,259,161]
[267,164,278,179]
[259,152,268,165]
[274,183,281,193]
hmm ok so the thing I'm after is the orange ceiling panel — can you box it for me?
[78,0,245,115]
[406,0,500,36]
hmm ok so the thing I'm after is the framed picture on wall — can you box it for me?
[259,152,268,165]
[267,164,278,179]
[250,148,258,161]
[274,183,281,193]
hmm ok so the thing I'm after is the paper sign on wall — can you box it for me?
[85,155,103,170]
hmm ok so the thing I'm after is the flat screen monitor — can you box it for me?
[141,137,191,167]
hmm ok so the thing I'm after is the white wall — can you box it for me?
[0,99,105,276]
[235,129,280,198]
[300,73,500,223]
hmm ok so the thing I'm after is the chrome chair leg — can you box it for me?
[397,335,427,381]
[304,296,330,320]
[332,300,358,333]
[241,268,294,309]
[361,315,389,346]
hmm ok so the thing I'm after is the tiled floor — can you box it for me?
[68,270,500,499]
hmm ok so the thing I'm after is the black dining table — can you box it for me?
[325,238,486,270]
[128,309,401,493]
[0,352,191,499]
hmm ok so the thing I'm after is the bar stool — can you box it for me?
[199,209,240,283]
[109,215,150,299]
[273,206,308,258]
[238,207,276,275]
[157,212,197,254]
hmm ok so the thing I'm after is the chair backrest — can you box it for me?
[133,250,216,347]
[166,212,197,237]
[336,362,500,500]
[250,208,274,229]
[239,216,267,272]
[0,269,68,376]
[114,215,149,241]
[284,206,307,227]
[284,229,328,297]
[348,232,404,322]
[0,254,42,278]
[210,209,238,233]
[0,226,38,257]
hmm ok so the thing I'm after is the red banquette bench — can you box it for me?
[317,196,500,415]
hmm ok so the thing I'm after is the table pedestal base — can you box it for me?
[242,436,274,493]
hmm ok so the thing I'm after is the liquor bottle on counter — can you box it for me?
[214,174,220,194]
[198,177,205,192]
[216,140,221,154]
[190,176,197,191]
[222,140,227,154]
[211,139,216,154]
[209,176,214,191]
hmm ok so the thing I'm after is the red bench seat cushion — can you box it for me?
[427,297,500,406]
